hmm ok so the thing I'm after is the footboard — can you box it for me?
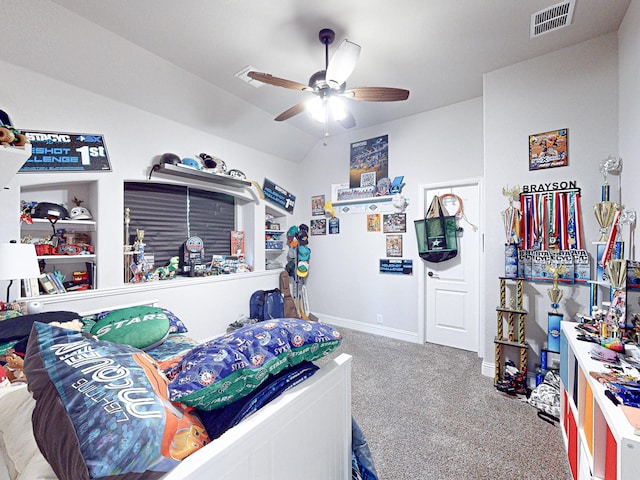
[162,353,353,480]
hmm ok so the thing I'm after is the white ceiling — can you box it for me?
[6,0,632,162]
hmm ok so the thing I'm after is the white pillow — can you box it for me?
[0,385,56,480]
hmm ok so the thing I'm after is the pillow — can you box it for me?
[0,311,80,343]
[196,361,318,440]
[90,305,170,350]
[145,334,200,372]
[167,318,341,410]
[1,311,81,357]
[0,385,57,480]
[24,322,210,480]
[90,306,188,334]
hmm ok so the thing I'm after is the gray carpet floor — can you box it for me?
[321,327,573,480]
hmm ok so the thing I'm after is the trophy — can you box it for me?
[546,262,566,314]
[594,201,620,242]
[546,262,566,352]
[606,259,627,291]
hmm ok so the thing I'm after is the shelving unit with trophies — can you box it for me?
[494,277,529,390]
[558,156,640,480]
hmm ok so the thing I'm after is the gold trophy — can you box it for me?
[594,201,620,242]
[606,259,627,291]
[546,262,566,352]
[546,262,566,313]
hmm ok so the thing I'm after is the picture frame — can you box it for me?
[367,214,381,232]
[310,219,327,235]
[383,213,406,233]
[311,195,325,216]
[529,129,568,171]
[386,235,403,257]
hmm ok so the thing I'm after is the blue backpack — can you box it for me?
[249,288,285,321]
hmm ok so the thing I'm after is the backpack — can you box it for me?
[249,288,285,321]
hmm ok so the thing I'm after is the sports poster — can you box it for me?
[18,130,111,172]
[350,135,389,189]
[367,214,381,232]
[383,213,406,233]
[311,195,325,216]
[379,259,413,275]
[529,129,568,171]
[386,235,402,257]
[310,219,326,235]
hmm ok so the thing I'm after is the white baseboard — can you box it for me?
[481,360,495,379]
[315,312,421,344]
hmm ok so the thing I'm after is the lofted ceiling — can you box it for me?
[3,0,631,162]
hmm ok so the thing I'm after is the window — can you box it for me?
[124,182,235,267]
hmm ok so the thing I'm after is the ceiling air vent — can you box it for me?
[530,0,575,38]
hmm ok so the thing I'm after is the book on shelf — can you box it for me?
[48,273,66,294]
[38,274,58,295]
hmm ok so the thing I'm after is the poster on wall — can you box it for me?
[18,130,111,172]
[529,129,568,171]
[383,213,406,233]
[311,195,325,216]
[379,259,413,275]
[262,178,296,213]
[350,134,389,189]
[310,219,326,235]
[367,214,381,232]
[386,235,403,257]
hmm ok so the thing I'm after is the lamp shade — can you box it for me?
[0,243,40,281]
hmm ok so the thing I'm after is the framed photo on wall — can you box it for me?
[529,129,568,170]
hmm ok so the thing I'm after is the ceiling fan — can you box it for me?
[248,28,410,132]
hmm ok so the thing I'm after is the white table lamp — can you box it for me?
[0,242,40,303]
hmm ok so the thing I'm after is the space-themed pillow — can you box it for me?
[166,318,341,410]
[24,322,209,480]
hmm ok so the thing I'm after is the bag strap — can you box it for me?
[426,195,452,249]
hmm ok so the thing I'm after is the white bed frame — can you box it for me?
[1,301,353,480]
[162,353,352,480]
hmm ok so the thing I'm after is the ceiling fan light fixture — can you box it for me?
[329,96,347,121]
[307,97,326,123]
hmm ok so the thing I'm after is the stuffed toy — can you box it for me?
[3,350,26,383]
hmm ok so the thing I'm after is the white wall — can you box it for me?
[0,60,299,339]
[483,33,619,371]
[299,98,483,341]
[619,0,640,261]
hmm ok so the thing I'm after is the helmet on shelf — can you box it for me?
[70,206,93,220]
[31,202,70,220]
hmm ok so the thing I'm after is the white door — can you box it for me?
[424,182,480,352]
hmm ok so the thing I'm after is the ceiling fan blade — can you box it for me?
[337,110,356,129]
[247,71,310,91]
[326,39,361,88]
[274,101,308,121]
[344,87,410,102]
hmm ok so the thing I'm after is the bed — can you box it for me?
[0,301,353,480]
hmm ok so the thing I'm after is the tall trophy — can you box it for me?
[546,262,566,353]
[604,259,627,338]
[595,156,621,241]
[502,185,521,278]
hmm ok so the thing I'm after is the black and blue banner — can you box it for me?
[19,130,111,172]
[262,178,295,213]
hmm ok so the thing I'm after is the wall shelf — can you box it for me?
[332,195,393,207]
[150,164,251,188]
